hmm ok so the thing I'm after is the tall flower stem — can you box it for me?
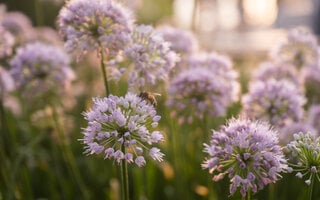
[34,0,44,26]
[50,104,90,199]
[247,190,251,200]
[121,144,129,200]
[268,183,275,200]
[99,47,111,96]
[308,175,315,200]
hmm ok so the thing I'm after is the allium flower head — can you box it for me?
[82,92,164,167]
[58,0,133,57]
[271,28,319,69]
[0,66,14,95]
[124,25,179,90]
[242,79,306,127]
[156,25,199,55]
[1,11,36,44]
[167,66,239,123]
[202,118,288,197]
[10,42,74,99]
[0,26,14,58]
[286,132,320,185]
[253,61,303,88]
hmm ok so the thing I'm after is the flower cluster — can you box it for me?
[1,10,36,44]
[124,25,179,91]
[167,66,238,123]
[156,25,198,55]
[202,118,288,197]
[286,132,320,185]
[270,28,319,69]
[242,79,306,127]
[9,42,74,99]
[57,0,133,57]
[253,61,303,88]
[167,52,239,123]
[82,92,164,167]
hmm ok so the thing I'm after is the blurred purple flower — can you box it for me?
[124,25,179,91]
[156,25,198,55]
[242,79,306,127]
[167,52,239,123]
[10,42,75,99]
[82,92,164,167]
[203,118,288,197]
[279,122,316,145]
[271,28,319,69]
[167,65,239,123]
[57,0,134,58]
[1,10,36,44]
[253,61,303,88]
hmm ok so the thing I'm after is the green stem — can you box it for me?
[269,183,275,200]
[100,47,111,96]
[247,190,251,200]
[50,105,90,199]
[121,144,129,200]
[34,0,44,26]
[308,175,315,200]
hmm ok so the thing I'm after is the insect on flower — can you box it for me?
[138,91,160,107]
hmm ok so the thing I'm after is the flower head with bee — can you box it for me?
[82,92,164,167]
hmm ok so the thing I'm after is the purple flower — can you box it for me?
[0,26,14,59]
[156,25,199,55]
[9,42,74,99]
[286,132,320,185]
[1,10,36,44]
[279,122,316,145]
[242,79,306,127]
[0,67,14,95]
[124,25,179,91]
[202,118,288,197]
[253,61,303,88]
[82,92,165,167]
[57,0,134,58]
[167,54,239,123]
[270,28,319,69]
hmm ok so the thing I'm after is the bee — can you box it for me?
[138,91,160,107]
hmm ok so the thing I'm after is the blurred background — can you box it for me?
[0,0,318,56]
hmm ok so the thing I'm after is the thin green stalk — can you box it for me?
[308,175,315,200]
[50,105,90,199]
[121,144,129,200]
[269,183,275,200]
[99,47,111,96]
[34,0,44,26]
[247,190,251,200]
[7,133,45,200]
